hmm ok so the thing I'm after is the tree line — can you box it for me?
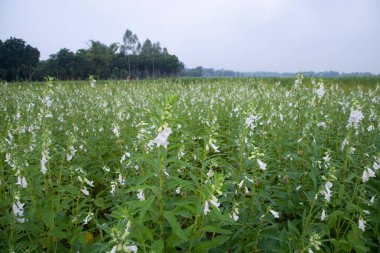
[0,30,184,81]
[181,67,378,78]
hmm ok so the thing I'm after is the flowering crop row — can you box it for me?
[0,76,379,252]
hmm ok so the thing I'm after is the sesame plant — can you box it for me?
[0,76,379,253]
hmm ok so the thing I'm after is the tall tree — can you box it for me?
[120,29,140,77]
[23,45,40,80]
[86,40,119,79]
[0,37,39,81]
[48,48,75,79]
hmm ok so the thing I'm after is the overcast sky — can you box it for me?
[1,0,380,73]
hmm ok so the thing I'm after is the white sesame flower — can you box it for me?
[5,153,11,164]
[118,174,125,186]
[367,168,375,177]
[317,122,327,128]
[126,245,138,253]
[83,212,94,225]
[103,166,110,173]
[203,200,210,215]
[362,168,376,183]
[347,109,364,129]
[109,245,117,253]
[66,146,76,161]
[270,209,280,218]
[210,142,220,153]
[370,196,375,204]
[112,124,120,138]
[207,169,214,178]
[41,153,48,174]
[257,159,267,171]
[316,84,325,99]
[373,161,380,171]
[13,200,26,223]
[341,138,349,151]
[137,189,145,201]
[110,182,117,195]
[358,218,366,232]
[321,209,326,221]
[232,211,239,221]
[245,114,261,129]
[175,187,181,194]
[323,153,331,162]
[84,178,94,187]
[209,199,220,210]
[120,154,126,164]
[16,176,27,188]
[245,117,253,127]
[322,181,333,202]
[238,179,244,188]
[44,95,52,107]
[66,153,73,161]
[81,187,89,196]
[367,125,374,132]
[149,127,172,149]
[363,210,370,215]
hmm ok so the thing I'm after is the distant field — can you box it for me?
[1,77,379,252]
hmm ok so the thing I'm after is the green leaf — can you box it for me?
[138,195,155,224]
[151,239,164,253]
[202,225,232,235]
[130,171,156,186]
[309,169,317,191]
[164,211,189,241]
[194,235,230,252]
[287,219,300,237]
[338,183,345,201]
[42,211,55,228]
[339,239,351,251]
[348,229,368,253]
[94,197,105,208]
[130,224,153,243]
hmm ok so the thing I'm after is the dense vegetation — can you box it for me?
[1,76,379,252]
[0,30,184,81]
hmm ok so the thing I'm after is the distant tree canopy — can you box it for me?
[0,30,184,81]
[180,67,378,78]
[0,37,40,81]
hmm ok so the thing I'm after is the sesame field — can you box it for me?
[1,76,380,253]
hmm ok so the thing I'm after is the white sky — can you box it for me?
[1,0,380,73]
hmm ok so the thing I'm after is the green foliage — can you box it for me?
[0,30,184,81]
[0,37,40,81]
[0,77,379,252]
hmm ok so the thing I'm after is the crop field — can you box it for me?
[1,76,379,253]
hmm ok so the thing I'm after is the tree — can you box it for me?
[141,39,153,77]
[120,29,140,77]
[48,48,75,79]
[23,45,40,80]
[85,40,119,79]
[0,33,183,81]
[0,37,40,81]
